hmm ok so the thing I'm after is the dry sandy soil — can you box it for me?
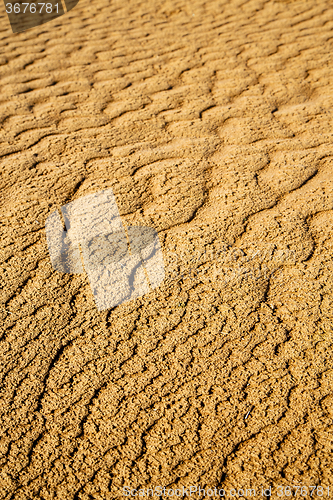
[1,0,333,497]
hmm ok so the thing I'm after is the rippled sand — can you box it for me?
[1,0,333,496]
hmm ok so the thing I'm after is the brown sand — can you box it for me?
[1,0,333,497]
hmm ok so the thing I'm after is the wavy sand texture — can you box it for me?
[1,0,333,497]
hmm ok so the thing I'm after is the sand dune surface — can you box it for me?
[1,0,333,497]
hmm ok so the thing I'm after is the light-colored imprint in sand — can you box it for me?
[45,188,165,310]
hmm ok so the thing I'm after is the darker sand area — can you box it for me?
[1,0,333,497]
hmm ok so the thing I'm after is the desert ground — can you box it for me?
[1,0,333,497]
